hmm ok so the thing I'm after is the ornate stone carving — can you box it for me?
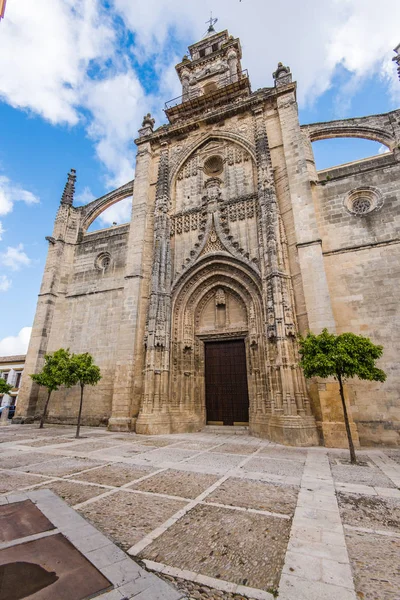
[61,169,76,206]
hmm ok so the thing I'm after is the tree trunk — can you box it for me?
[338,373,357,464]
[39,390,52,429]
[75,384,84,439]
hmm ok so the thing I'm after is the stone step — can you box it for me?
[203,425,249,435]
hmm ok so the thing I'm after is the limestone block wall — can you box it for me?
[36,226,129,426]
[316,154,400,445]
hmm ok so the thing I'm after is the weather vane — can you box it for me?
[206,12,218,33]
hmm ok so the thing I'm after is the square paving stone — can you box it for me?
[18,437,75,447]
[209,443,259,455]
[17,457,106,477]
[337,492,400,533]
[0,533,111,600]
[61,440,127,453]
[133,448,200,465]
[129,470,220,499]
[386,450,400,466]
[70,463,156,487]
[34,480,107,506]
[205,477,299,515]
[345,529,400,600]
[241,457,304,478]
[78,491,187,551]
[139,503,291,591]
[182,452,244,473]
[1,452,52,469]
[257,446,307,463]
[0,500,55,542]
[0,471,51,494]
[330,463,396,488]
[173,440,221,451]
[91,444,158,458]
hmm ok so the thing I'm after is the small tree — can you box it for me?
[69,353,101,439]
[30,349,74,429]
[299,329,386,464]
[0,377,13,397]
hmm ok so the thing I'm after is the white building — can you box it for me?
[0,355,26,409]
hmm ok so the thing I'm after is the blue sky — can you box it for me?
[0,0,399,355]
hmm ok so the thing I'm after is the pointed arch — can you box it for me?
[169,131,256,187]
[80,180,134,233]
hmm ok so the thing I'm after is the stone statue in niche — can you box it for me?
[204,177,222,202]
[215,288,226,306]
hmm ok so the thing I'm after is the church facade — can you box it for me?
[16,28,400,447]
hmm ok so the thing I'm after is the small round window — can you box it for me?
[344,187,383,216]
[204,155,223,176]
[95,252,112,272]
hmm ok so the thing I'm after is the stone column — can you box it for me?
[252,106,319,446]
[136,143,173,435]
[15,171,80,422]
[276,86,359,448]
[108,138,156,432]
[276,89,336,333]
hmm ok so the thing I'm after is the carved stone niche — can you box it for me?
[204,177,222,202]
[197,288,247,334]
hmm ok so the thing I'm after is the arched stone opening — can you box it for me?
[169,263,268,433]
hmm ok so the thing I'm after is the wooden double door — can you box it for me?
[205,339,249,425]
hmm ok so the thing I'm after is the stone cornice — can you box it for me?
[135,87,279,147]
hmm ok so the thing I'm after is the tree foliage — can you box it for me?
[30,348,74,428]
[299,329,386,383]
[299,329,386,463]
[0,377,13,396]
[68,352,101,438]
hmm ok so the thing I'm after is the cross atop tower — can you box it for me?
[206,13,218,34]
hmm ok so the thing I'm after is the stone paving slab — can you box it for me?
[17,456,106,476]
[70,463,156,487]
[78,490,187,551]
[33,479,109,506]
[0,470,53,494]
[139,503,291,592]
[204,477,299,515]
[330,462,397,488]
[129,469,220,499]
[337,491,400,533]
[1,451,53,469]
[0,489,183,599]
[240,456,304,478]
[344,529,400,600]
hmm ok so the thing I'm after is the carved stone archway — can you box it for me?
[168,257,268,433]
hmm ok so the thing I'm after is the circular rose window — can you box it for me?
[204,155,224,176]
[95,252,112,272]
[344,187,383,216]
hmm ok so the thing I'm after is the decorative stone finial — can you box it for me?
[139,113,155,137]
[393,44,400,81]
[142,113,155,129]
[61,169,76,206]
[273,62,292,87]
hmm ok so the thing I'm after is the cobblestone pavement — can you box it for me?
[1,425,399,600]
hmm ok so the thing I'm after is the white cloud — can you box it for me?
[378,144,390,155]
[1,244,32,271]
[0,176,39,217]
[0,327,32,356]
[98,198,132,227]
[0,275,12,292]
[1,0,399,186]
[0,221,4,241]
[75,186,96,206]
